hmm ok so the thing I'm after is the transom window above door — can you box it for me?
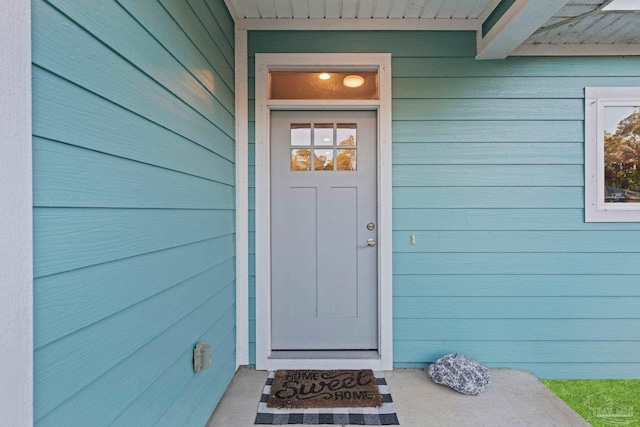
[290,123,357,171]
[270,71,378,100]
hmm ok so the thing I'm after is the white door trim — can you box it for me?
[0,0,33,424]
[254,53,393,371]
[234,28,249,368]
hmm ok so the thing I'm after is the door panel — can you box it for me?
[270,110,377,350]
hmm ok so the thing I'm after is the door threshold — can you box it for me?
[265,350,383,371]
[271,350,379,359]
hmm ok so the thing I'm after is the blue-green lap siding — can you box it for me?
[247,31,640,378]
[32,0,235,425]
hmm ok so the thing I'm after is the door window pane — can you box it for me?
[337,124,357,146]
[604,106,640,203]
[314,124,334,146]
[291,124,311,146]
[314,149,334,171]
[337,149,357,171]
[291,149,311,171]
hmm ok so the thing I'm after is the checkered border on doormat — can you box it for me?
[255,370,400,425]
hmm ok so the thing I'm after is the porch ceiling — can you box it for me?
[225,0,640,58]
[521,1,640,48]
[228,0,494,20]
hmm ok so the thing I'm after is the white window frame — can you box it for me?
[254,53,393,371]
[585,87,640,222]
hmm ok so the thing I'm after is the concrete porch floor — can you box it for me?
[206,367,590,426]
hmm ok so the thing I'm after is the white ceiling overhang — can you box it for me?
[224,0,640,59]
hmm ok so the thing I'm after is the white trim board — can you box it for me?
[585,87,640,222]
[235,28,249,368]
[254,53,393,371]
[223,0,240,22]
[0,0,33,425]
[476,0,570,59]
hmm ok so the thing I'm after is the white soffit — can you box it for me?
[517,1,640,55]
[224,1,640,63]
[228,0,493,30]
[603,0,640,11]
[229,0,494,19]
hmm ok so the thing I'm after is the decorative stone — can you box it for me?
[428,353,491,395]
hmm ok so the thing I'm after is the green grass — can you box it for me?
[541,380,640,427]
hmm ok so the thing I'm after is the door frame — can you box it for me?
[254,53,392,371]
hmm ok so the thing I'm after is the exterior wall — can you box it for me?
[248,30,640,378]
[32,0,236,425]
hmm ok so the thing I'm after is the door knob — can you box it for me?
[361,238,376,247]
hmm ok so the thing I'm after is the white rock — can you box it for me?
[428,353,491,395]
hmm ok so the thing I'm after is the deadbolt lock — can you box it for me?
[367,222,375,230]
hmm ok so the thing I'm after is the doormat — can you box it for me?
[255,370,400,425]
[268,370,382,409]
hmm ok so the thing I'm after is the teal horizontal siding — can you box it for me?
[395,341,640,363]
[393,99,583,121]
[35,246,235,348]
[393,208,640,230]
[393,76,640,99]
[34,138,234,209]
[36,292,235,426]
[395,297,640,319]
[394,253,640,275]
[32,67,235,173]
[249,30,476,57]
[112,310,235,426]
[394,319,640,341]
[249,30,640,378]
[42,0,234,132]
[393,165,584,187]
[35,269,234,419]
[393,120,583,143]
[34,209,234,277]
[205,0,234,46]
[393,275,640,297]
[394,143,583,164]
[188,0,234,65]
[393,187,583,209]
[33,0,236,425]
[32,0,234,156]
[156,0,234,90]
[393,231,640,252]
[393,57,640,77]
[155,333,236,426]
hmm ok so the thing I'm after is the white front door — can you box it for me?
[270,110,378,350]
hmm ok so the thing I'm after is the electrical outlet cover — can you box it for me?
[193,341,212,373]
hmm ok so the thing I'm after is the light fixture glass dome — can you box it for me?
[343,75,365,88]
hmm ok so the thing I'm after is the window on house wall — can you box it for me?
[585,87,640,221]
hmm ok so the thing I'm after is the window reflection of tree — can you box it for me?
[339,135,355,146]
[291,149,311,171]
[605,108,640,202]
[291,128,358,171]
[337,149,356,171]
[314,152,334,170]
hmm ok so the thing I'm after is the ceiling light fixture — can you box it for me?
[343,75,365,88]
[602,0,640,10]
[319,73,331,80]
